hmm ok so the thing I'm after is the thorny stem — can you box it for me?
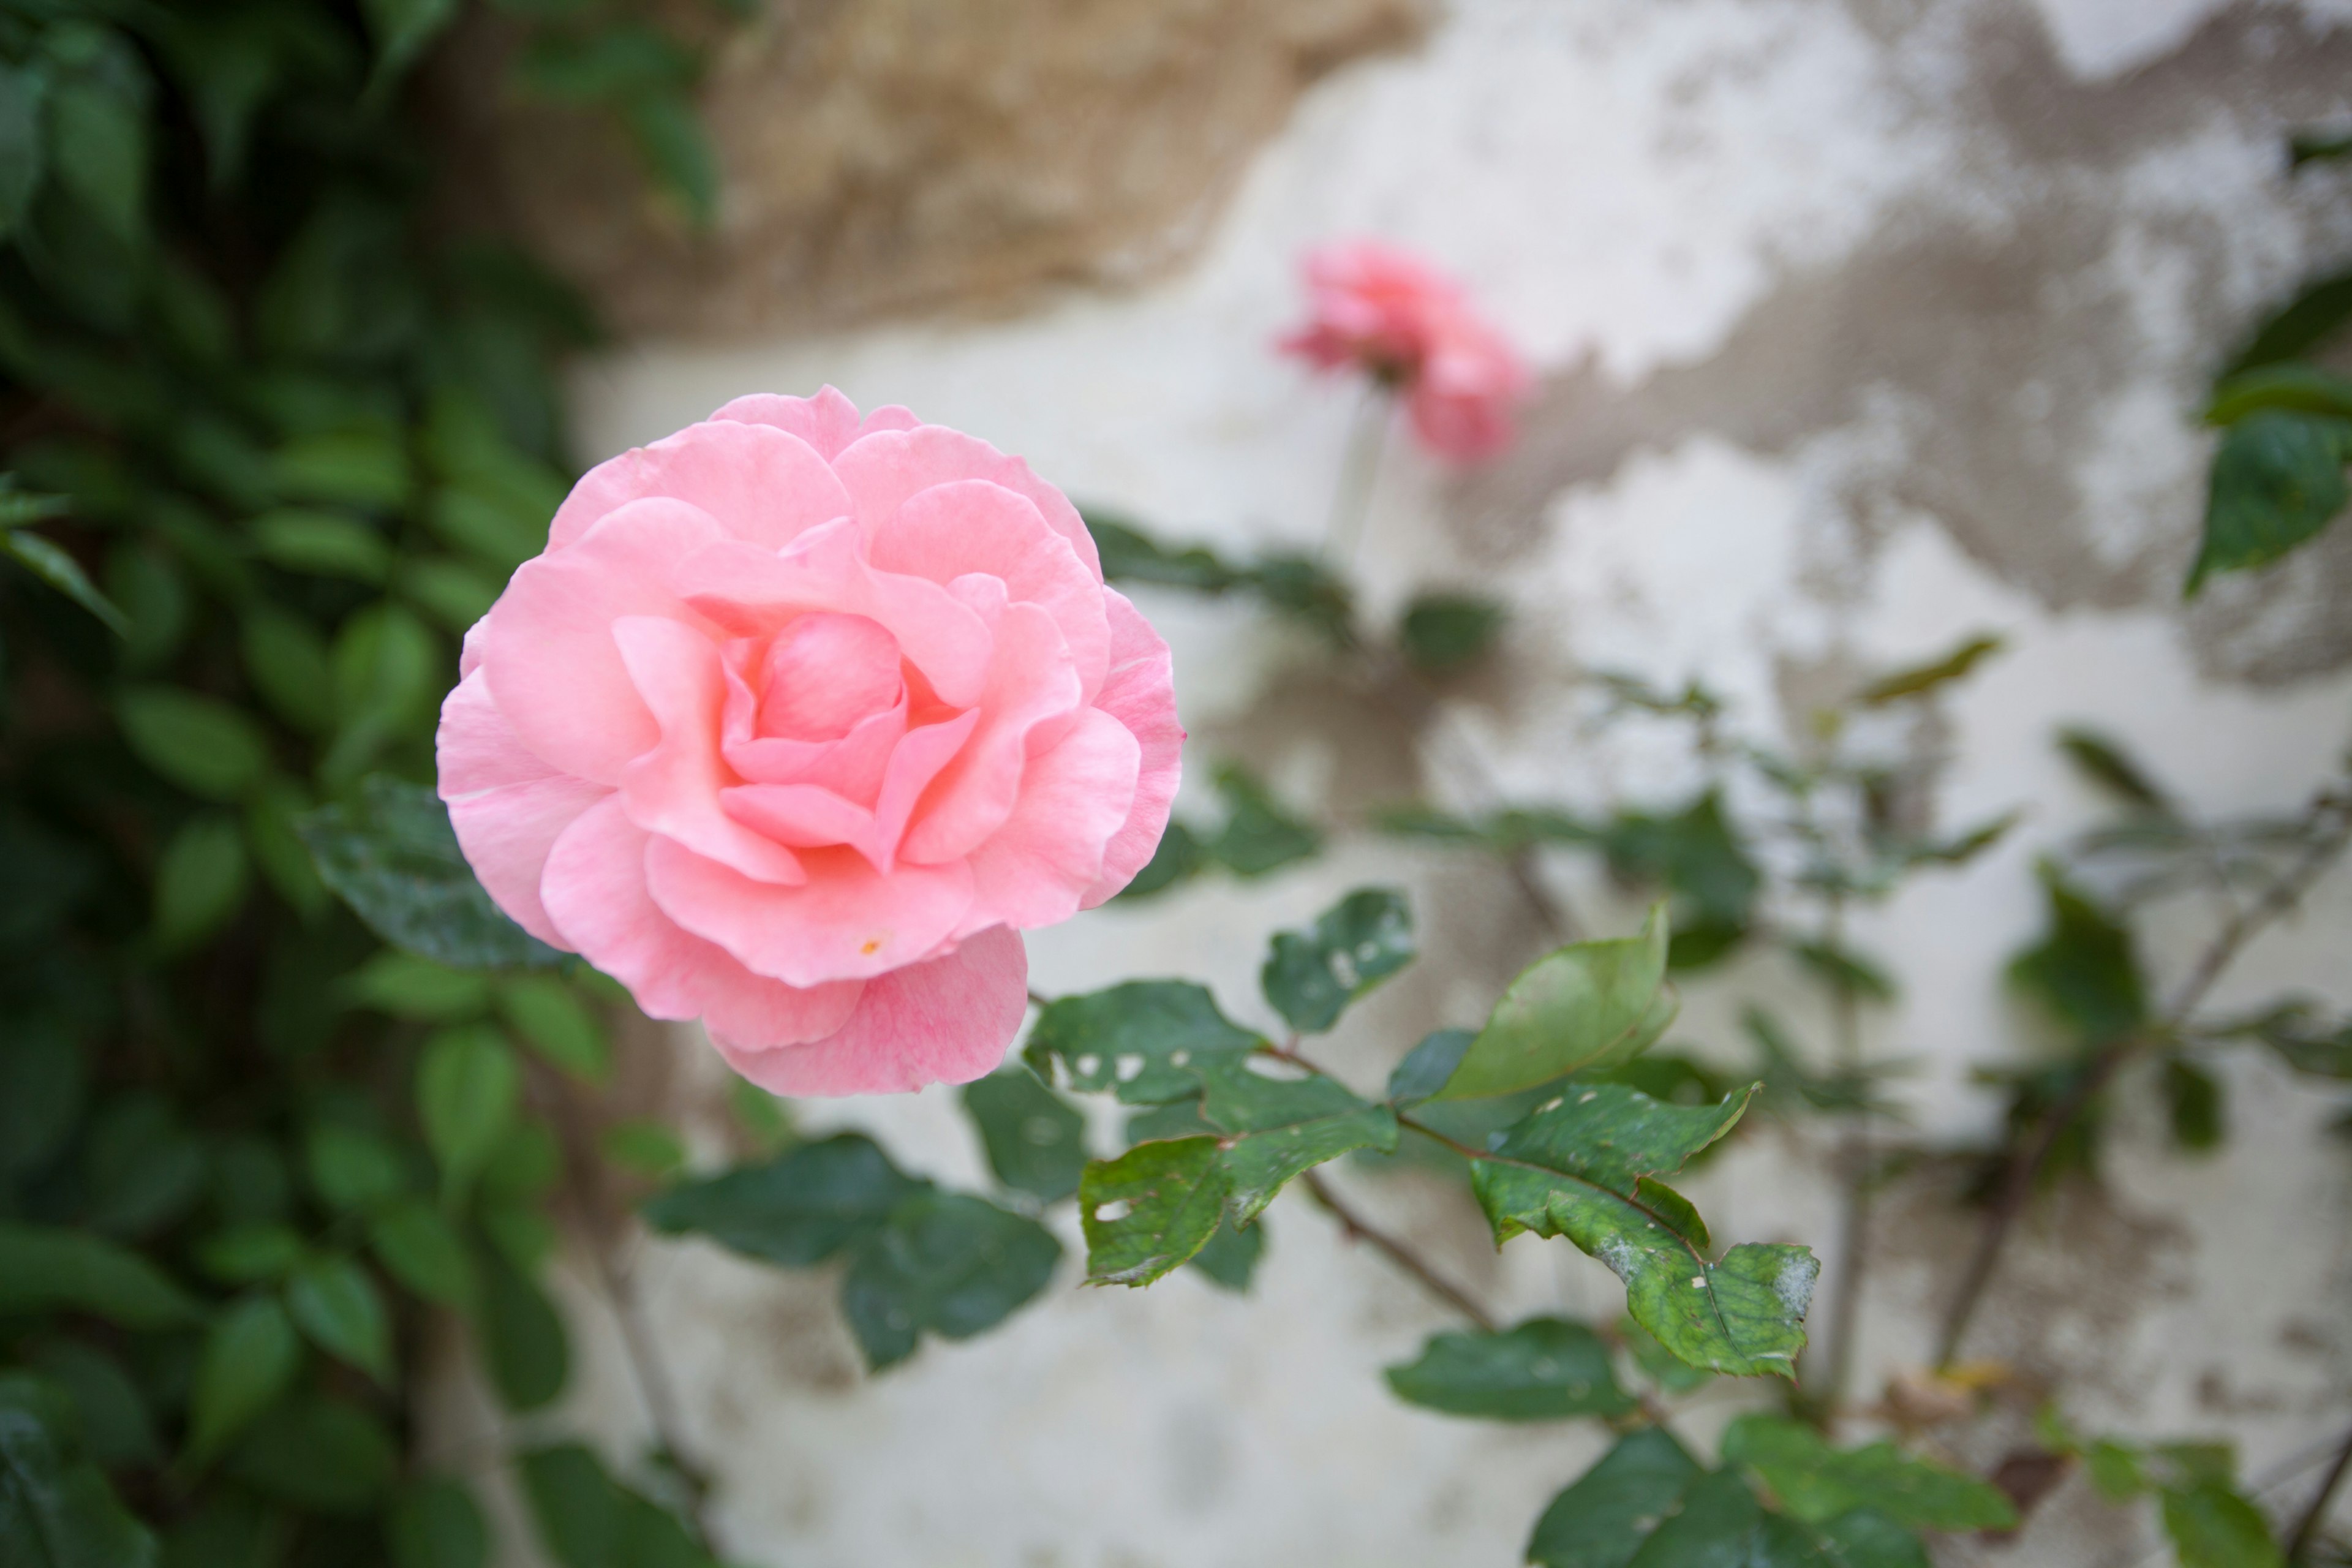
[1323,386,1391,568]
[1299,1167,1499,1332]
[2286,1419,2352,1564]
[542,1070,722,1554]
[1933,787,2352,1370]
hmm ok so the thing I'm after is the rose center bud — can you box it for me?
[754,612,904,741]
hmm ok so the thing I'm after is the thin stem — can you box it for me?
[1299,1167,1498,1332]
[1322,386,1390,568]
[2287,1420,2352,1563]
[1934,789,2352,1369]
[1810,889,1872,1427]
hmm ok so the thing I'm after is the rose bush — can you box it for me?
[437,388,1182,1095]
[1280,238,1531,462]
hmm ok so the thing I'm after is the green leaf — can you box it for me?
[2163,1057,2225,1151]
[2,529,127,636]
[1620,1314,1714,1395]
[1399,592,1507,674]
[473,1245,567,1411]
[305,1123,410,1212]
[1387,1028,1472,1108]
[115,687,269,802]
[1470,1082,1814,1378]
[516,1444,618,1568]
[1526,1428,1705,1568]
[840,1192,1061,1370]
[1384,1317,1635,1421]
[246,780,329,918]
[0,1392,157,1568]
[962,1068,1088,1202]
[239,608,336,734]
[195,1224,303,1285]
[1207,764,1322,877]
[223,1393,396,1514]
[1261,886,1415,1034]
[388,1477,488,1568]
[1025,981,1262,1104]
[153,813,250,951]
[1080,1137,1228,1286]
[2188,410,2352,593]
[1085,512,1243,592]
[0,62,49,238]
[397,556,502,633]
[0,1022,86,1177]
[496,976,611,1084]
[1855,634,2003,705]
[1601,792,1760,933]
[641,1133,921,1267]
[285,1256,393,1383]
[1187,1054,1399,1223]
[343,952,494,1021]
[417,1024,519,1199]
[48,56,147,245]
[624,92,718,230]
[1186,1212,1265,1292]
[300,775,563,968]
[1436,906,1676,1101]
[368,1199,477,1308]
[1789,940,1897,1003]
[361,0,462,88]
[1625,1466,1763,1566]
[2223,266,2352,377]
[2009,867,2146,1045]
[270,429,412,510]
[248,508,392,582]
[2159,1483,2284,1568]
[1719,1414,2018,1531]
[1112,816,1204,900]
[2056,727,2169,812]
[599,1120,685,1179]
[2206,362,2352,426]
[187,1295,300,1463]
[0,1224,200,1329]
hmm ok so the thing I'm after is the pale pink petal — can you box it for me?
[869,478,1109,704]
[460,618,489,678]
[674,519,993,709]
[755,612,902,739]
[961,708,1139,935]
[541,796,861,1036]
[720,783,873,848]
[831,426,1102,581]
[1083,589,1185,906]
[437,671,609,945]
[482,498,727,785]
[864,709,981,870]
[548,421,854,552]
[897,601,1082,865]
[612,616,805,885]
[644,837,974,987]
[722,684,907,802]
[711,926,1027,1096]
[723,707,978,873]
[707,388,865,461]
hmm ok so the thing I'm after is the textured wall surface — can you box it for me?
[431,2,2352,1563]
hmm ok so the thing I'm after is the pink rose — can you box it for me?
[435,388,1183,1096]
[1277,239,1531,462]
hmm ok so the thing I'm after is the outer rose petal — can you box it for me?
[831,425,1102,580]
[540,795,863,1040]
[960,707,1139,935]
[1082,589,1184,907]
[437,671,609,945]
[711,926,1027,1096]
[709,387,919,461]
[547,420,854,552]
[644,837,974,987]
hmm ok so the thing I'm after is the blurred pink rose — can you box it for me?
[1278,239,1531,462]
[436,388,1182,1096]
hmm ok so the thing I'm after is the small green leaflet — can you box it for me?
[641,1134,922,1267]
[1399,592,1507,674]
[961,1068,1088,1202]
[2008,867,2146,1046]
[2159,1483,2285,1568]
[1534,1452,1937,1568]
[386,1479,488,1568]
[840,1193,1062,1370]
[1260,886,1415,1034]
[474,1245,567,1412]
[1025,981,1261,1104]
[1853,633,2003,706]
[2188,409,2352,594]
[1080,1137,1228,1287]
[1186,1054,1397,1224]
[1719,1414,2018,1532]
[1526,1428,1703,1568]
[1384,1316,1635,1421]
[0,1224,200,1329]
[187,1296,300,1464]
[0,1383,157,1568]
[284,1257,394,1385]
[1435,905,1677,1101]
[415,1025,518,1202]
[1470,1082,1815,1378]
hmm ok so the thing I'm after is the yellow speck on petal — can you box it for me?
[860,938,883,956]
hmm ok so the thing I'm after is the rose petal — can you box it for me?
[644,836,974,987]
[721,658,907,802]
[831,425,1102,581]
[548,420,854,552]
[1082,588,1184,906]
[612,616,806,885]
[710,925,1027,1096]
[709,386,920,462]
[540,795,862,1038]
[962,707,1139,935]
[437,670,610,945]
[723,707,977,873]
[897,600,1081,865]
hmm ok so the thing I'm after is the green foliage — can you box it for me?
[1260,886,1415,1033]
[1079,1137,1228,1287]
[1718,1415,2016,1531]
[1025,980,1262,1103]
[518,1441,723,1568]
[1085,511,1354,644]
[2009,867,2147,1044]
[1383,1317,1635,1421]
[1399,591,1507,674]
[0,1378,157,1568]
[1436,905,1677,1100]
[2040,1411,2285,1568]
[962,1068,1089,1202]
[1118,764,1325,899]
[2190,411,2352,592]
[1526,1428,1705,1568]
[1853,633,2005,706]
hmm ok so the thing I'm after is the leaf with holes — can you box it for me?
[1080,1137,1228,1287]
[1185,1054,1398,1223]
[1025,981,1262,1104]
[1384,1317,1635,1422]
[1260,886,1415,1034]
[1719,1414,2018,1532]
[641,1133,923,1267]
[1470,1081,1814,1378]
[962,1068,1088,1202]
[1436,907,1676,1101]
[839,1193,1061,1370]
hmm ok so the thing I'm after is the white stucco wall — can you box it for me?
[448,2,2352,1562]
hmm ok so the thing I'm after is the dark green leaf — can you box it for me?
[2188,410,2352,592]
[245,782,329,918]
[1387,1028,1472,1107]
[962,1069,1088,1202]
[1789,941,1896,1003]
[416,1024,519,1199]
[0,1393,156,1568]
[153,813,249,951]
[388,1477,488,1568]
[0,62,48,237]
[2009,868,2146,1044]
[1602,793,1760,931]
[2056,727,2169,812]
[1437,906,1676,1101]
[187,1296,300,1463]
[305,1123,410,1212]
[1626,1467,1763,1567]
[1186,1212,1265,1292]
[624,92,718,229]
[1187,1054,1398,1222]
[1115,817,1204,900]
[270,429,411,510]
[1855,635,2003,705]
[2,529,127,637]
[115,688,269,802]
[474,1244,567,1411]
[285,1256,393,1382]
[194,1224,303,1285]
[2206,362,2352,426]
[516,24,696,100]
[1719,1414,2018,1531]
[840,1193,1061,1370]
[224,1393,396,1514]
[48,56,148,244]
[239,608,335,734]
[0,1021,85,1176]
[1260,886,1415,1033]
[298,774,564,970]
[1080,1137,1227,1286]
[2164,1058,2225,1151]
[368,1199,476,1308]
[2290,129,2352,169]
[247,508,391,581]
[0,1224,200,1329]
[343,952,493,1021]
[2159,1482,2283,1568]
[496,976,611,1083]
[1399,592,1507,674]
[643,1133,921,1266]
[1085,513,1242,591]
[361,0,461,88]
[1527,1427,1705,1568]
[1025,981,1262,1104]
[2224,266,2352,377]
[517,1444,618,1568]
[1207,764,1322,878]
[1384,1317,1635,1421]
[21,1342,156,1472]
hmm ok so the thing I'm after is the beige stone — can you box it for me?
[445,0,1427,339]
